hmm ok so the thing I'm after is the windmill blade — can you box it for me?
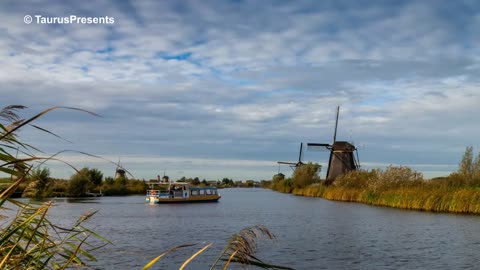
[333,106,339,144]
[277,161,297,165]
[117,164,135,178]
[307,143,331,152]
[298,142,304,163]
[355,148,361,169]
[307,143,331,147]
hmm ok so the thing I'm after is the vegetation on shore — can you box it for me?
[268,147,480,214]
[1,172,265,198]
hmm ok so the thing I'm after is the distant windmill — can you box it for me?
[115,159,127,180]
[277,142,306,170]
[307,106,360,184]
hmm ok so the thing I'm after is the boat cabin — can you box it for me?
[146,181,220,204]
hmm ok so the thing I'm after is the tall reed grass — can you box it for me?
[273,166,480,214]
[0,105,109,269]
[143,225,294,270]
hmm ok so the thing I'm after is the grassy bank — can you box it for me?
[291,185,480,214]
[270,163,480,214]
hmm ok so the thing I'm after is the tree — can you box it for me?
[104,176,115,185]
[472,151,480,184]
[272,173,285,182]
[292,162,321,189]
[88,168,103,186]
[68,168,92,197]
[193,177,200,185]
[222,178,232,186]
[459,146,474,180]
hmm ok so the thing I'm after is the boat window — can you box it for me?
[200,190,205,195]
[206,189,211,195]
[191,190,198,196]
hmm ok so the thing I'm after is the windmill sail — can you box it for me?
[333,105,339,143]
[277,143,305,169]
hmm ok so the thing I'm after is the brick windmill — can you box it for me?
[307,106,360,184]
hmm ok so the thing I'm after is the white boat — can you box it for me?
[146,182,221,204]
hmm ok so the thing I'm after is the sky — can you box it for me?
[1,0,480,180]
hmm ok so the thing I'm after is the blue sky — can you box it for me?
[1,0,480,180]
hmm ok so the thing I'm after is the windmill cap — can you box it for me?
[332,141,355,151]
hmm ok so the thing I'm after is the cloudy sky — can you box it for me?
[1,0,480,180]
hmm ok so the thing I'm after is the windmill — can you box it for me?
[114,159,127,180]
[277,142,306,170]
[307,106,360,184]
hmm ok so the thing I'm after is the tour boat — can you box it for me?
[146,181,221,204]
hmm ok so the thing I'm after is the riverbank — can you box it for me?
[269,165,480,214]
[288,185,480,214]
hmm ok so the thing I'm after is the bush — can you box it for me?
[292,162,321,189]
[68,168,92,197]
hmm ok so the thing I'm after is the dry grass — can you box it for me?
[274,166,480,214]
[143,225,294,270]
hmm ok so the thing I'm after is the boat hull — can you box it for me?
[146,195,221,204]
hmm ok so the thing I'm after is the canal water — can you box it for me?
[46,188,480,269]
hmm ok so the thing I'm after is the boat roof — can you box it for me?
[147,181,218,189]
[148,181,189,185]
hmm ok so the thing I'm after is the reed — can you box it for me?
[274,165,480,214]
[144,225,293,270]
[0,105,109,269]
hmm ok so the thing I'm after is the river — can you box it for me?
[46,188,480,269]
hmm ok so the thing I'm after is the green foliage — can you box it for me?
[472,152,480,185]
[459,146,474,179]
[104,176,115,185]
[272,173,285,182]
[102,183,128,196]
[67,167,105,196]
[271,178,294,193]
[193,177,200,185]
[115,175,127,186]
[100,178,146,196]
[89,168,103,186]
[292,162,321,189]
[222,177,234,187]
[447,146,480,186]
[68,168,92,197]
